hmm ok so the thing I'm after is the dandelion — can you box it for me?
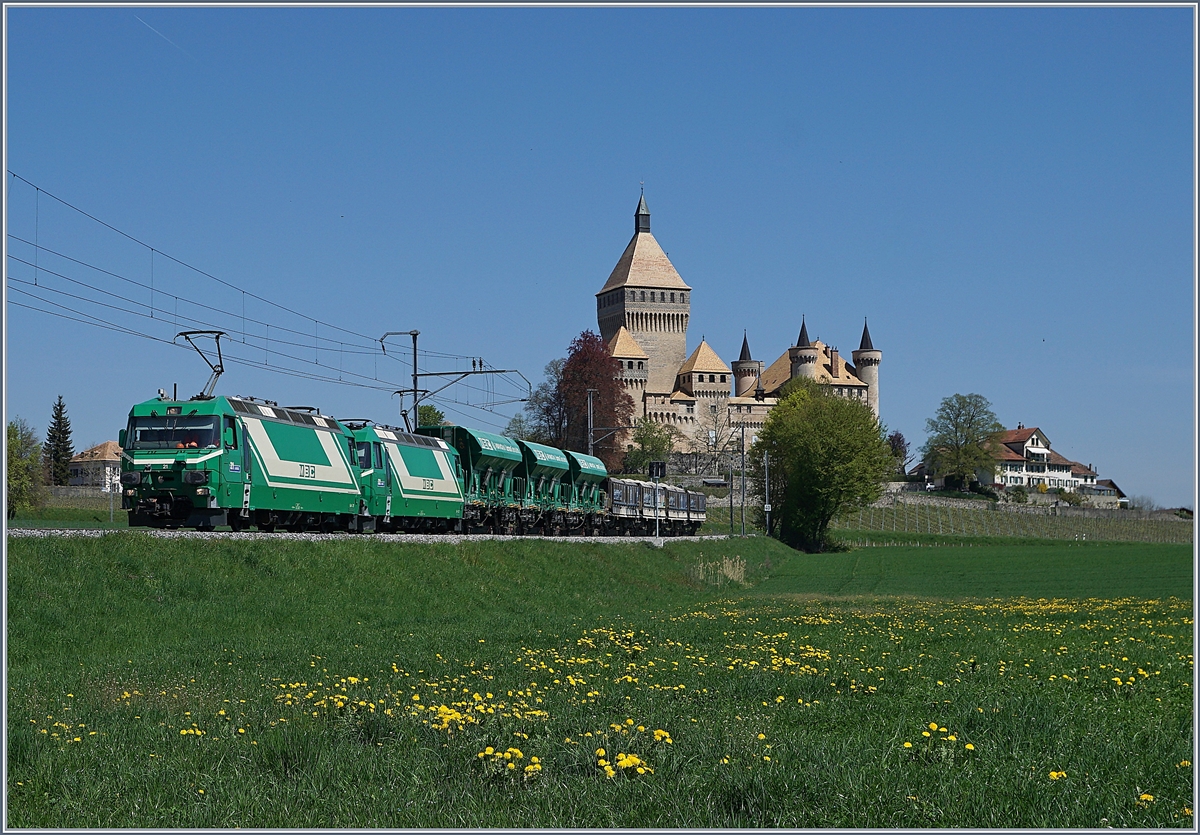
[757,733,766,740]
[1049,771,1066,780]
[965,744,975,751]
[929,722,938,730]
[922,731,931,738]
[1140,793,1154,802]
[903,742,912,748]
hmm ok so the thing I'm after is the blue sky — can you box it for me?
[4,6,1195,508]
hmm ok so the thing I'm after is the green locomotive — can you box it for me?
[120,392,705,535]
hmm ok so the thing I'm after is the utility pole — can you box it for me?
[380,331,527,433]
[587,389,597,457]
[764,450,771,537]
[729,455,734,534]
[740,422,746,536]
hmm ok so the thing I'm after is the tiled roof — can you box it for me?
[597,230,691,293]
[990,443,1025,462]
[607,326,649,359]
[1047,450,1074,467]
[1096,478,1125,497]
[1070,461,1097,477]
[759,340,866,394]
[738,332,752,362]
[71,440,122,463]
[669,390,696,402]
[997,427,1038,445]
[677,340,732,375]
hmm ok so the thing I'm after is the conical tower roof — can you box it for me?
[858,319,875,351]
[607,325,649,359]
[678,339,732,375]
[738,330,753,362]
[597,196,691,294]
[796,317,811,348]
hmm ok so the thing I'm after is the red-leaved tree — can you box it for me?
[561,330,635,471]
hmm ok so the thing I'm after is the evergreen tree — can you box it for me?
[43,395,74,486]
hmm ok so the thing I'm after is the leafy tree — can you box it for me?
[747,378,894,552]
[886,430,912,478]
[43,395,74,487]
[623,417,682,474]
[919,393,1004,489]
[560,331,635,471]
[7,418,46,517]
[416,404,446,428]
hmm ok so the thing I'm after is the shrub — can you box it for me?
[1009,486,1028,504]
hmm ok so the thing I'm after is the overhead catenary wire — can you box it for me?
[6,171,531,415]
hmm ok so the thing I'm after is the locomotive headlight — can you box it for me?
[182,470,209,485]
[195,487,211,496]
[120,471,141,486]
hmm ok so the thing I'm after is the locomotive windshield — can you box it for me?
[127,416,220,450]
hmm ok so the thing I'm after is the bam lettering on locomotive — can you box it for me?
[120,392,705,536]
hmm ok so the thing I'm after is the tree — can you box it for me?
[695,404,738,475]
[887,430,912,478]
[1126,494,1160,511]
[516,358,567,447]
[43,395,74,487]
[7,418,46,517]
[623,417,682,474]
[747,378,894,552]
[417,404,446,428]
[502,413,534,441]
[919,393,1004,489]
[560,331,635,471]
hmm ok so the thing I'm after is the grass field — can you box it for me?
[6,533,1194,827]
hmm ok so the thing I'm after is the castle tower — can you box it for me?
[851,318,881,417]
[607,326,649,399]
[788,316,820,380]
[731,331,763,397]
[596,195,691,396]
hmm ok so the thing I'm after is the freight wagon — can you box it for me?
[120,393,706,535]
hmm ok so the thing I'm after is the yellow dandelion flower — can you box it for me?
[965,743,975,751]
[757,733,766,740]
[929,722,938,730]
[1140,793,1154,802]
[922,731,931,738]
[596,747,606,757]
[903,742,912,748]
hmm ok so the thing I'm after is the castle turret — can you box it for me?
[596,195,691,396]
[788,316,820,380]
[731,330,764,397]
[851,318,881,417]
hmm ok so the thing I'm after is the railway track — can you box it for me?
[7,527,730,545]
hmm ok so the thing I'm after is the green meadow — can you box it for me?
[6,533,1194,827]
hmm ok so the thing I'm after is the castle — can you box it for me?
[597,195,881,447]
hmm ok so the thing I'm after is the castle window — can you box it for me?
[709,374,715,383]
[710,404,718,414]
[661,292,666,302]
[720,374,726,383]
[682,293,687,303]
[637,361,643,370]
[670,292,675,302]
[640,291,646,302]
[686,404,694,414]
[627,360,634,369]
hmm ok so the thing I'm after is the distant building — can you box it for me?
[978,424,1112,502]
[68,441,121,490]
[598,195,880,448]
